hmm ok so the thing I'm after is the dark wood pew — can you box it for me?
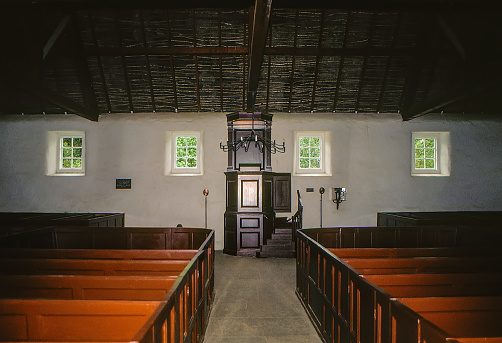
[0,226,215,343]
[364,273,502,297]
[0,257,190,276]
[0,248,198,261]
[0,299,160,342]
[342,256,502,274]
[397,296,502,340]
[0,275,178,300]
[329,247,502,258]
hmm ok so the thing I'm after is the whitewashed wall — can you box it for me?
[1,112,501,250]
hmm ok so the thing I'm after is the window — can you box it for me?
[165,131,203,175]
[411,132,450,176]
[294,131,331,176]
[60,136,84,170]
[47,131,85,176]
[175,136,198,169]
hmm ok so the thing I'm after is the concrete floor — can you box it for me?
[203,251,321,343]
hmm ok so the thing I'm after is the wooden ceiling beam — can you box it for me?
[4,0,497,11]
[3,79,100,121]
[434,13,466,61]
[85,46,247,56]
[246,0,272,112]
[43,14,71,61]
[69,13,99,114]
[401,78,502,121]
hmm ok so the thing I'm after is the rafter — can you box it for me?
[246,0,272,112]
[69,14,99,114]
[401,78,502,121]
[3,79,100,121]
[435,13,465,61]
[43,14,71,61]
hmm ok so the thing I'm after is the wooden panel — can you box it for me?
[273,173,291,212]
[241,218,260,228]
[240,232,260,248]
[173,231,190,249]
[241,180,259,208]
[226,179,238,210]
[130,233,167,250]
[237,174,262,212]
[93,232,128,249]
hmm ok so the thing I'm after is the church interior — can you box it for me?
[1,0,502,342]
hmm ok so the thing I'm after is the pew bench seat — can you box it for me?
[397,296,502,339]
[0,299,161,342]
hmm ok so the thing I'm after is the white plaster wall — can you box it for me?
[1,112,502,250]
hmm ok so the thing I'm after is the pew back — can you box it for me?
[0,275,178,300]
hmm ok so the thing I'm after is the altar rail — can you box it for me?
[296,226,502,343]
[0,226,214,343]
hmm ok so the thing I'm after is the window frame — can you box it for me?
[165,131,203,176]
[411,131,450,177]
[294,131,331,176]
[47,131,86,176]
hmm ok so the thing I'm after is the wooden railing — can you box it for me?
[136,230,214,343]
[296,227,502,343]
[291,190,303,234]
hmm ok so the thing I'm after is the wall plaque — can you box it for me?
[116,179,132,189]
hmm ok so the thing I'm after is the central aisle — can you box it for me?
[203,251,321,342]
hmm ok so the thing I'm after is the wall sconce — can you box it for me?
[332,187,347,210]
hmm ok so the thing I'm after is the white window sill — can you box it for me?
[48,173,85,177]
[168,172,203,177]
[294,171,331,177]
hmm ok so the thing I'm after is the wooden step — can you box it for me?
[271,233,291,240]
[266,239,293,246]
[261,243,295,251]
[256,250,295,258]
[274,228,293,235]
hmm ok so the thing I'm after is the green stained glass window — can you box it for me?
[414,137,436,170]
[299,136,321,169]
[60,136,83,170]
[176,136,197,168]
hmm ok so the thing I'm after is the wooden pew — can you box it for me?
[329,247,502,258]
[364,273,502,297]
[397,296,502,340]
[0,248,198,260]
[0,257,190,276]
[0,299,160,342]
[0,275,178,300]
[298,227,502,343]
[341,256,502,274]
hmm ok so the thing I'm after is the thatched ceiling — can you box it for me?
[1,0,501,121]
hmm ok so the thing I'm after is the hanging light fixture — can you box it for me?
[219,112,285,154]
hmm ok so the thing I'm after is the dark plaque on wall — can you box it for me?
[116,179,132,189]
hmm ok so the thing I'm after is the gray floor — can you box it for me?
[203,251,321,343]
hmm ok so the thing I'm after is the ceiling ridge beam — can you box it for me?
[246,0,272,112]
